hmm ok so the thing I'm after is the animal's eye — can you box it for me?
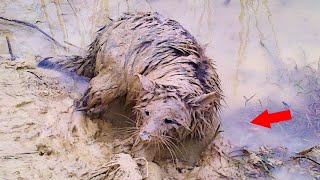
[164,118,177,124]
[145,110,150,116]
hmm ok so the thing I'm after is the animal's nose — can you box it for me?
[139,131,151,141]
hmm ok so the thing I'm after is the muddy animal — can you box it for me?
[38,12,222,146]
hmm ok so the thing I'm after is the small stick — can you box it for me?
[260,40,273,57]
[243,93,256,106]
[258,99,262,108]
[291,156,320,166]
[26,70,42,80]
[6,36,15,60]
[64,40,84,50]
[0,16,66,50]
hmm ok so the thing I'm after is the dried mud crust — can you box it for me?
[0,59,113,179]
[0,59,224,179]
[0,59,319,179]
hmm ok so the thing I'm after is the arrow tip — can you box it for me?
[250,109,271,128]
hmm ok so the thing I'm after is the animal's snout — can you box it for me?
[139,131,151,141]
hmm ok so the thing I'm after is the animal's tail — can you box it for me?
[37,54,96,79]
[38,22,104,78]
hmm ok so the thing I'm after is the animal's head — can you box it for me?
[133,74,219,144]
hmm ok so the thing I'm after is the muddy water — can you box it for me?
[209,0,320,152]
[0,0,319,178]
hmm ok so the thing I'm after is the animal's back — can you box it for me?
[91,12,220,97]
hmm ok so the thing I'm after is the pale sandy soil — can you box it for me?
[0,58,239,179]
[0,58,318,179]
[0,58,110,179]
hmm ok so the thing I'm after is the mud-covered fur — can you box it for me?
[40,12,222,143]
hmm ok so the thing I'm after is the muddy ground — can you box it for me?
[0,57,318,179]
[0,57,236,179]
[0,57,229,179]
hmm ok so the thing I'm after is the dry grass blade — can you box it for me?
[134,157,149,178]
[291,156,320,166]
[0,16,66,49]
[5,36,15,60]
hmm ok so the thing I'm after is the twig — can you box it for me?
[5,36,15,60]
[259,99,263,109]
[64,40,84,50]
[260,41,273,57]
[66,0,78,17]
[243,93,256,106]
[0,16,66,49]
[282,101,290,109]
[26,70,49,87]
[144,0,153,10]
[1,151,38,157]
[291,156,320,166]
[9,151,38,155]
[26,70,42,80]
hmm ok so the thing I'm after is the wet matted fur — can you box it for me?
[39,12,223,145]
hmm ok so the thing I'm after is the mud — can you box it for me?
[0,58,238,179]
[0,58,317,179]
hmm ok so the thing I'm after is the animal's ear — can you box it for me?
[135,74,155,92]
[187,92,219,109]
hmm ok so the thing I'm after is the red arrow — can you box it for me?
[250,109,292,128]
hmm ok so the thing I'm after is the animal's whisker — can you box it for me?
[164,137,178,160]
[158,138,165,149]
[167,143,178,163]
[155,140,161,155]
[132,132,141,147]
[161,137,177,162]
[113,126,139,133]
[114,129,137,135]
[163,135,184,156]
[170,136,187,154]
[109,111,136,125]
[113,127,139,130]
[122,130,140,142]
[159,137,175,162]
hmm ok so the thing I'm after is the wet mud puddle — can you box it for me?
[216,0,320,178]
